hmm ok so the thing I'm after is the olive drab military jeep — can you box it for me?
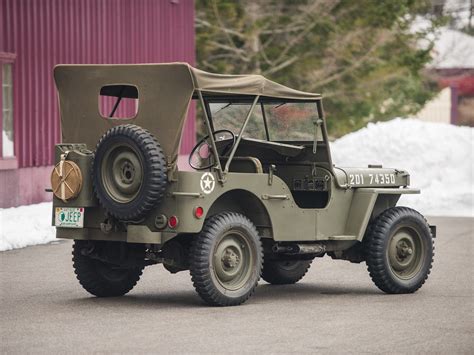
[51,63,435,306]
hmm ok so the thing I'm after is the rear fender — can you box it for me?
[207,189,273,238]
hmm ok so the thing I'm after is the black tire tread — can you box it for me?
[92,124,167,221]
[365,206,434,294]
[262,259,312,285]
[189,212,263,306]
[72,241,144,297]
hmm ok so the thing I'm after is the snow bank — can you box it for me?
[332,118,473,217]
[0,202,55,251]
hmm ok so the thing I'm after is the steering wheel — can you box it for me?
[189,129,236,170]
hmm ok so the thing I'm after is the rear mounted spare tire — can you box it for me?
[92,124,167,221]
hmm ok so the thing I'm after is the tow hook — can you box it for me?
[100,219,114,234]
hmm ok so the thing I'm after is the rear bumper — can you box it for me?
[56,225,177,245]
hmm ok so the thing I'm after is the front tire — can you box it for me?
[365,207,434,294]
[189,212,263,306]
[72,240,145,297]
[262,259,312,285]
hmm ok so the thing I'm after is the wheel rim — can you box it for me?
[213,230,254,291]
[387,226,424,280]
[101,143,143,203]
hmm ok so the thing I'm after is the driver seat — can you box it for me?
[221,156,263,174]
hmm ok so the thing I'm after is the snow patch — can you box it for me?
[2,129,14,157]
[332,118,473,217]
[0,202,55,251]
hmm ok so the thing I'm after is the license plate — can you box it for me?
[55,207,84,228]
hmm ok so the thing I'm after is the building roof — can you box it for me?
[431,28,474,69]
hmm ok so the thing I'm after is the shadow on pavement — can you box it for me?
[257,282,381,297]
[61,282,381,309]
[63,290,202,309]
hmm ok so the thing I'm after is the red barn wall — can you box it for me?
[0,0,195,207]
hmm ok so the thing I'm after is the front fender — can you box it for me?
[344,188,420,241]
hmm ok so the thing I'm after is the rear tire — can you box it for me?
[72,240,145,297]
[262,259,312,285]
[189,212,263,306]
[365,207,434,294]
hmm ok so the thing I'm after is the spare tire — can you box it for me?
[92,124,167,221]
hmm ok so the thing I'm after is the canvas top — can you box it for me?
[86,63,321,100]
[54,63,320,163]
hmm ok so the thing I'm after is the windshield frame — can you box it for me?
[205,96,323,142]
[199,94,324,178]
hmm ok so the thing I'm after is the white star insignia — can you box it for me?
[200,173,215,194]
[203,177,212,190]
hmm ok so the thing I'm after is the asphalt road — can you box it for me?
[1,216,472,353]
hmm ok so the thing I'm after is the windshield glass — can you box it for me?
[263,102,318,141]
[209,102,266,140]
[208,101,319,142]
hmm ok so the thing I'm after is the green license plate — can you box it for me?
[55,207,84,228]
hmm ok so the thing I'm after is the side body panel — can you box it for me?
[55,175,419,245]
[57,171,316,243]
[150,171,318,242]
[53,149,420,245]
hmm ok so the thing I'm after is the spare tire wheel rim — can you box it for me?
[101,142,144,203]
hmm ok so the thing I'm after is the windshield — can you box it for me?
[208,101,319,142]
[209,102,266,140]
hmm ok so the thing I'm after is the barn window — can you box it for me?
[2,63,14,158]
[99,85,139,119]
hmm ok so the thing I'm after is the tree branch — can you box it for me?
[210,0,249,63]
[263,56,299,75]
